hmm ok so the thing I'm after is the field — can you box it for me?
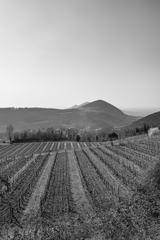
[1,136,160,239]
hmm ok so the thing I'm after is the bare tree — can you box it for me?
[6,124,14,143]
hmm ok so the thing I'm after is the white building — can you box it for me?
[148,127,160,137]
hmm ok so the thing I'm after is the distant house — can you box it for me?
[148,127,160,137]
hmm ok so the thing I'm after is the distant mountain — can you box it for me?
[123,108,160,117]
[71,102,90,109]
[128,111,160,129]
[0,100,137,132]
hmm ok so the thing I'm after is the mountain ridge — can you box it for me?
[0,100,138,132]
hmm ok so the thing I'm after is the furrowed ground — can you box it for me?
[0,136,160,240]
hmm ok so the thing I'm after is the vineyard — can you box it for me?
[0,136,160,239]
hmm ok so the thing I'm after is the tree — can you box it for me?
[108,132,118,145]
[76,134,81,142]
[6,124,14,143]
[143,123,150,133]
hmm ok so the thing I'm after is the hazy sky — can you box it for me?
[0,0,160,110]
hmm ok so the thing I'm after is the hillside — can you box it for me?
[128,111,160,129]
[0,100,137,132]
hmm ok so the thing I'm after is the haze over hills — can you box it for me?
[0,100,138,133]
[123,108,160,117]
[128,111,160,129]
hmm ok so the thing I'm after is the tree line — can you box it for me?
[12,128,110,143]
[5,123,154,144]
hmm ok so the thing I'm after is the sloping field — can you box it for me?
[0,137,160,239]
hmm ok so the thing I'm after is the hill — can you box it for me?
[0,100,137,132]
[128,111,160,129]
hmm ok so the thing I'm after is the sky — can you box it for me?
[0,0,160,110]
